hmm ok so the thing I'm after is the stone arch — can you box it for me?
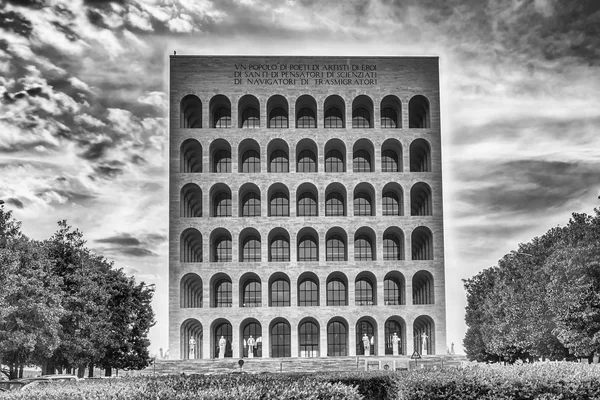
[181,319,203,359]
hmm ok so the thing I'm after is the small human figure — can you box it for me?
[218,335,226,359]
[421,333,428,355]
[159,348,164,359]
[362,333,370,356]
[451,342,455,355]
[391,332,401,356]
[247,335,256,358]
[189,337,196,359]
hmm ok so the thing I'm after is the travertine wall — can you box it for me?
[169,56,446,359]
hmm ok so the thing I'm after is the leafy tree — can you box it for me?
[0,207,63,379]
[98,269,155,375]
[464,209,600,362]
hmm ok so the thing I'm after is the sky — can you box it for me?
[1,0,599,356]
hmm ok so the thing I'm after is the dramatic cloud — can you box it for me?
[1,0,598,354]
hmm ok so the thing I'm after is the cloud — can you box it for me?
[96,233,141,246]
[4,197,24,209]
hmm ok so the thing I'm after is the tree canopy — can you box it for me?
[0,206,155,378]
[464,209,600,362]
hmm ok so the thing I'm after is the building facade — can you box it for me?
[169,56,446,360]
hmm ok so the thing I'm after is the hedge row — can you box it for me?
[1,362,599,400]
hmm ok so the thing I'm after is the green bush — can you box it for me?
[1,362,599,400]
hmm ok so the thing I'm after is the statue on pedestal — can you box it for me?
[391,332,401,356]
[362,333,370,356]
[218,335,226,359]
[189,337,196,359]
[451,342,455,355]
[247,335,256,358]
[421,333,428,355]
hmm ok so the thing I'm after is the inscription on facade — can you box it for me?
[233,63,377,85]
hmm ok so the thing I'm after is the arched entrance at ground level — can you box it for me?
[214,321,233,358]
[413,315,435,355]
[327,319,348,356]
[384,317,406,355]
[241,320,263,358]
[270,319,291,357]
[181,319,202,360]
[298,319,319,357]
[356,318,377,356]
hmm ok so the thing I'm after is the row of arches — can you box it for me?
[180,182,432,218]
[180,226,434,263]
[180,94,430,129]
[180,270,435,309]
[180,315,435,359]
[180,138,431,173]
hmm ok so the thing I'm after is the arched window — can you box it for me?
[409,95,430,128]
[325,192,345,216]
[380,107,397,128]
[213,107,231,128]
[324,107,343,128]
[297,107,316,128]
[181,319,203,360]
[214,235,232,262]
[298,279,318,306]
[326,234,346,261]
[352,107,370,128]
[297,192,317,217]
[354,192,372,216]
[412,227,433,260]
[383,234,401,260]
[214,280,232,307]
[413,271,434,304]
[242,322,262,357]
[297,150,316,172]
[413,316,435,355]
[325,149,345,172]
[269,149,289,172]
[241,192,260,217]
[355,278,374,305]
[269,192,289,217]
[382,191,400,216]
[327,279,346,306]
[241,235,261,262]
[327,321,347,356]
[299,321,319,357]
[381,95,401,128]
[241,150,260,173]
[271,321,291,357]
[241,107,259,129]
[269,107,288,128]
[242,280,261,307]
[180,139,202,173]
[214,322,232,357]
[270,279,290,307]
[213,149,231,173]
[180,229,202,262]
[270,235,290,262]
[213,191,232,217]
[180,274,202,308]
[411,183,432,216]
[410,139,431,172]
[180,184,202,218]
[356,320,375,355]
[298,235,318,261]
[180,95,202,128]
[353,149,371,172]
[354,234,373,261]
[381,149,398,172]
[384,278,402,305]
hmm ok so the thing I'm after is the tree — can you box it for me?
[0,207,63,379]
[98,269,155,375]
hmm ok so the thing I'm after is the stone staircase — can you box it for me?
[135,355,467,376]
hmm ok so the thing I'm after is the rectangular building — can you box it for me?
[169,56,446,360]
